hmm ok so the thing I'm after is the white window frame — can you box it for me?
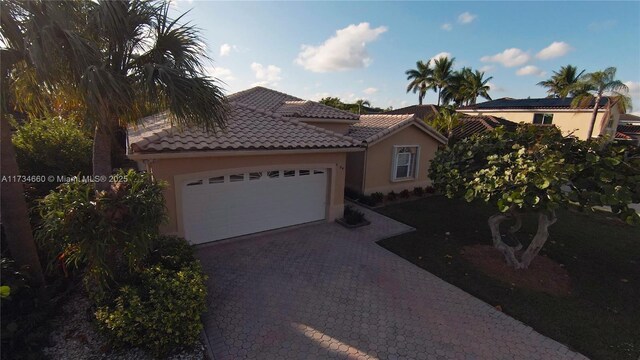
[533,113,553,125]
[391,145,420,182]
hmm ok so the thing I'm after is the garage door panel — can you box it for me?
[182,169,328,244]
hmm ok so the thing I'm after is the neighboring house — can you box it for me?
[458,97,623,141]
[384,104,439,121]
[616,124,640,146]
[618,113,640,126]
[345,114,447,195]
[451,115,518,139]
[126,87,444,244]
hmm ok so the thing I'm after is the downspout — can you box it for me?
[361,142,368,194]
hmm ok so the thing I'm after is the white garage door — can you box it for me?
[182,169,328,244]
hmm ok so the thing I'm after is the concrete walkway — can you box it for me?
[196,206,587,360]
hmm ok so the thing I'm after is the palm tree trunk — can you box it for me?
[437,88,441,106]
[0,116,45,286]
[586,93,602,140]
[92,119,112,191]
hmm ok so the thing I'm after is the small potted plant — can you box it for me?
[337,205,371,228]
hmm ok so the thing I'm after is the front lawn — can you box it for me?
[377,196,640,360]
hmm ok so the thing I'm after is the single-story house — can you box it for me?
[127,87,445,244]
[458,97,623,141]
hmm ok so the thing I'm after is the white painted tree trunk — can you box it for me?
[487,210,557,269]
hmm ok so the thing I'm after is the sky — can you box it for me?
[169,1,640,114]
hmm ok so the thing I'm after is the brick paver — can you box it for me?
[196,205,588,360]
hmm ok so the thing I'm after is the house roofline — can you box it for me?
[127,146,364,160]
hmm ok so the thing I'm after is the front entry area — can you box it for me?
[181,168,328,244]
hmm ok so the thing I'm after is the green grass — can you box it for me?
[377,196,640,360]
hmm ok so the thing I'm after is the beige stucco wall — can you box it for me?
[460,108,620,140]
[362,124,440,194]
[145,151,348,236]
[345,151,365,192]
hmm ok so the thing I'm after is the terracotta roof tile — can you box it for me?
[348,114,446,144]
[617,124,640,134]
[128,102,359,153]
[228,86,358,120]
[383,104,440,120]
[452,115,518,139]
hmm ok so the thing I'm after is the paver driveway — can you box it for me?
[196,205,587,360]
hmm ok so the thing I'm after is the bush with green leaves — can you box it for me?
[429,125,640,269]
[413,187,424,197]
[370,192,384,203]
[36,169,166,295]
[343,205,366,225]
[399,189,411,198]
[12,117,92,197]
[387,191,397,201]
[95,260,207,357]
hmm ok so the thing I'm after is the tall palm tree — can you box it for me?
[431,57,455,106]
[462,69,492,105]
[537,65,585,98]
[18,0,229,190]
[0,0,47,285]
[355,99,371,114]
[405,60,433,105]
[571,67,631,139]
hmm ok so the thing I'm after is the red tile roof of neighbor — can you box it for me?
[347,114,447,144]
[383,105,440,120]
[128,102,359,153]
[451,115,518,139]
[617,125,640,134]
[615,131,633,140]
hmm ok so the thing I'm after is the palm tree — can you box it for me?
[405,60,433,105]
[431,57,455,106]
[18,0,229,190]
[355,99,371,114]
[570,67,631,139]
[0,0,46,285]
[426,106,460,141]
[462,69,492,105]
[537,65,585,98]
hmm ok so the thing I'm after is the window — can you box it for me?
[606,116,614,129]
[229,174,244,182]
[284,170,295,177]
[249,172,262,180]
[533,113,553,125]
[186,180,203,186]
[267,171,280,178]
[208,176,224,184]
[314,170,325,174]
[299,170,310,176]
[393,146,419,181]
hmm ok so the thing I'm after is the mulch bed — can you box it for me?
[461,244,572,297]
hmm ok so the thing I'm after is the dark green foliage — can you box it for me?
[413,187,425,197]
[371,192,385,203]
[36,169,167,295]
[358,195,377,207]
[400,189,411,198]
[12,117,92,197]
[95,260,207,357]
[387,191,397,201]
[343,205,366,225]
[146,235,195,271]
[344,187,361,200]
[429,125,640,224]
[344,188,382,206]
[424,186,436,194]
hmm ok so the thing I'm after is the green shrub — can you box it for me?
[36,169,166,296]
[146,235,195,271]
[95,261,207,357]
[413,187,424,197]
[343,205,366,225]
[400,189,410,198]
[370,192,384,204]
[425,185,436,194]
[387,191,397,201]
[12,117,92,197]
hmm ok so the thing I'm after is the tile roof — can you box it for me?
[615,131,633,140]
[619,113,640,122]
[128,102,359,153]
[617,125,640,138]
[383,104,440,120]
[228,86,358,120]
[347,114,447,144]
[459,97,610,110]
[452,115,518,139]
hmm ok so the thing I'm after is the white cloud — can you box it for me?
[457,12,477,24]
[536,41,573,60]
[479,65,495,72]
[430,52,452,62]
[295,22,388,73]
[220,44,231,57]
[250,62,282,87]
[624,81,640,94]
[487,82,505,93]
[363,87,378,95]
[205,66,235,82]
[309,92,332,101]
[168,0,193,9]
[481,48,531,67]
[400,100,409,107]
[441,23,453,31]
[516,65,546,77]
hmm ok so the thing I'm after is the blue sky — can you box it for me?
[170,1,640,113]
